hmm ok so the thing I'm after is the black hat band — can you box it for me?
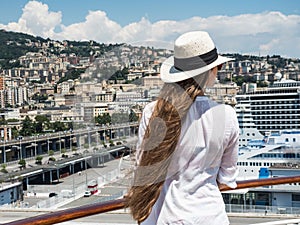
[174,48,218,71]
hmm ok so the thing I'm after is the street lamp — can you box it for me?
[70,133,72,152]
[19,136,23,159]
[95,129,99,148]
[59,132,62,154]
[63,131,67,151]
[1,140,6,164]
[47,134,50,155]
[87,126,91,149]
[34,135,37,156]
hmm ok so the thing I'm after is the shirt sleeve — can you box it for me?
[217,107,239,188]
[135,101,155,166]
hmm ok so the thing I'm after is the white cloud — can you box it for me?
[0,1,62,37]
[0,1,300,58]
[53,10,122,42]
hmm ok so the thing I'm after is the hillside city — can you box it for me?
[1,31,300,225]
[1,30,300,142]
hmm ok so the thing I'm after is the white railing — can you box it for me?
[226,204,300,216]
[35,168,121,209]
[0,168,123,210]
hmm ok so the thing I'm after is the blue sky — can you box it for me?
[0,0,300,57]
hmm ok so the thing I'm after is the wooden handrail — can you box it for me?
[221,175,300,191]
[3,175,300,225]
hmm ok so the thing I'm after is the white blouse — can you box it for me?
[135,96,239,225]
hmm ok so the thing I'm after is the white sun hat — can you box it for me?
[160,31,234,83]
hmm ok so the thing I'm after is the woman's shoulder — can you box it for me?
[204,98,236,116]
[223,104,237,115]
[143,100,157,113]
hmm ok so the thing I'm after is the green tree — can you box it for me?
[34,115,50,133]
[57,68,85,84]
[35,155,43,165]
[18,159,26,169]
[0,118,7,125]
[32,93,48,103]
[129,110,138,122]
[20,116,35,136]
[95,113,111,125]
[51,121,67,132]
[109,67,129,83]
[257,80,269,87]
[109,140,115,147]
[1,164,8,173]
[11,127,19,140]
[7,118,19,123]
[48,150,54,156]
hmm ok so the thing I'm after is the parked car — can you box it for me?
[49,192,58,198]
[84,191,91,197]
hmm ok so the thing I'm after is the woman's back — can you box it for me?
[126,31,238,225]
[140,96,239,225]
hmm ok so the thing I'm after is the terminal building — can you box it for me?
[0,182,23,206]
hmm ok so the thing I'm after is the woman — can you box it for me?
[126,31,239,225]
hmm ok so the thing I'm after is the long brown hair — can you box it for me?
[125,71,210,223]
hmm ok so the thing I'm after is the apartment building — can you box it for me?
[142,74,164,89]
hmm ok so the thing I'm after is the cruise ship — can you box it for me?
[224,129,300,211]
[235,79,300,147]
[237,129,300,180]
[224,79,300,210]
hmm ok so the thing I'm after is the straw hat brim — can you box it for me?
[160,55,234,83]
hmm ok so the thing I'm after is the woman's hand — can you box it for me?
[217,182,230,191]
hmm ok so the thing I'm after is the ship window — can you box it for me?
[293,138,296,142]
[292,194,300,201]
[285,138,289,142]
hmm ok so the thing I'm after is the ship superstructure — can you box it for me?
[222,130,300,210]
[235,79,300,147]
[237,130,300,180]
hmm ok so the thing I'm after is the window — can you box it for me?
[292,194,300,201]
